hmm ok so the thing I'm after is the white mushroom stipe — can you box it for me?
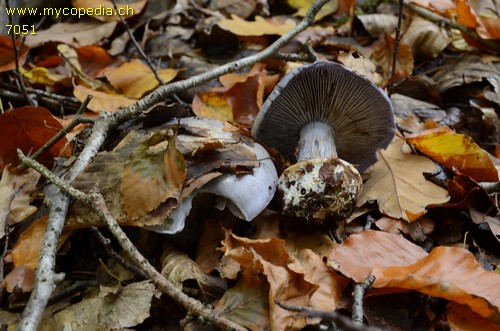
[297,121,337,162]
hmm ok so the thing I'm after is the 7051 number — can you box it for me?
[6,24,36,35]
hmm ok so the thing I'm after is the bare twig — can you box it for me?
[276,301,381,331]
[16,1,330,330]
[388,0,404,96]
[405,2,500,53]
[29,96,93,162]
[5,0,34,106]
[90,227,148,279]
[109,0,165,86]
[17,150,246,331]
[352,275,375,326]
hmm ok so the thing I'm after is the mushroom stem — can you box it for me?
[296,121,338,162]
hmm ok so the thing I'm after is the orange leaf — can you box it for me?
[328,230,500,323]
[11,216,73,269]
[0,266,35,293]
[456,0,478,28]
[406,127,498,182]
[76,45,118,78]
[192,89,234,123]
[0,35,28,72]
[373,246,500,322]
[371,34,414,83]
[218,15,296,36]
[104,59,177,99]
[0,106,72,170]
[327,230,428,283]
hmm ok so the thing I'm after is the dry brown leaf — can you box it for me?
[406,127,498,182]
[373,246,500,322]
[104,59,178,99]
[0,106,73,170]
[192,89,234,123]
[371,34,414,82]
[76,45,119,78]
[327,230,428,282]
[25,21,117,48]
[0,35,28,72]
[219,228,347,330]
[447,302,500,331]
[0,166,40,236]
[11,216,73,269]
[73,84,136,112]
[218,15,296,36]
[287,0,338,19]
[356,14,399,36]
[338,52,383,85]
[121,129,186,220]
[401,15,451,58]
[0,266,35,293]
[161,244,227,302]
[357,137,450,222]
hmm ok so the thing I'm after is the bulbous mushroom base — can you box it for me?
[277,157,362,224]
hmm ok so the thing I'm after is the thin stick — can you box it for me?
[16,1,330,330]
[5,0,33,106]
[388,0,404,96]
[30,96,93,161]
[352,275,375,326]
[109,0,165,86]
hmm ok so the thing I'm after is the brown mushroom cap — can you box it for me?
[252,61,395,172]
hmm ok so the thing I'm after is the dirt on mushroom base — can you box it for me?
[277,157,362,225]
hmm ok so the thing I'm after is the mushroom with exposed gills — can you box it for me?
[252,61,395,224]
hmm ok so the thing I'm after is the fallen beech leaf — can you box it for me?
[215,270,271,330]
[373,246,500,322]
[457,0,500,40]
[121,129,186,220]
[11,216,73,269]
[328,230,500,322]
[327,230,428,282]
[21,67,69,86]
[287,0,338,19]
[73,84,136,112]
[44,280,160,330]
[72,0,147,22]
[0,266,35,293]
[25,21,117,48]
[161,244,227,302]
[0,106,72,170]
[0,35,28,72]
[447,302,500,331]
[357,138,450,222]
[371,34,414,82]
[76,45,118,78]
[356,14,398,36]
[401,15,451,58]
[218,15,296,36]
[104,59,178,98]
[406,127,498,182]
[192,89,234,123]
[0,166,40,237]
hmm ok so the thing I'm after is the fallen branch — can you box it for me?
[16,0,329,330]
[352,275,375,326]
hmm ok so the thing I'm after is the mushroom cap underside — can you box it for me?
[252,61,395,172]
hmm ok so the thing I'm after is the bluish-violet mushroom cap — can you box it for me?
[252,61,395,172]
